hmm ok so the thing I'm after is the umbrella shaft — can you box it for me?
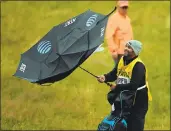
[79,66,112,87]
[79,66,98,78]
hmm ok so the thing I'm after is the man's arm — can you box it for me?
[104,64,118,82]
[114,62,146,92]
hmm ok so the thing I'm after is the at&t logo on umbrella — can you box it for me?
[37,40,52,54]
[86,14,98,27]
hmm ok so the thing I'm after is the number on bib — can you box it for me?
[116,77,130,84]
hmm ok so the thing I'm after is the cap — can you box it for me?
[117,0,129,7]
[127,40,142,56]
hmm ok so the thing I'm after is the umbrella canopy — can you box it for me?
[13,9,115,85]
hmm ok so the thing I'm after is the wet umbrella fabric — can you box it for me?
[13,9,115,85]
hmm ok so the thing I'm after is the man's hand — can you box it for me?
[97,75,106,83]
[110,84,116,90]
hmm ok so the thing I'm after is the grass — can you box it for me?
[1,1,170,130]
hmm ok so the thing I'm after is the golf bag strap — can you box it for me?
[137,85,146,90]
[133,85,146,105]
[112,103,115,111]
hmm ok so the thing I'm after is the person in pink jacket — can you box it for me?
[105,0,133,65]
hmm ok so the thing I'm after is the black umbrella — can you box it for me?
[13,8,116,86]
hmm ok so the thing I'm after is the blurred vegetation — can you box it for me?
[1,1,170,130]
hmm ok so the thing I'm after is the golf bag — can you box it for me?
[97,89,137,131]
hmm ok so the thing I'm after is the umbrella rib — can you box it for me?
[62,51,86,56]
[87,30,90,50]
[62,28,89,55]
[61,28,87,54]
[56,9,89,42]
[60,56,71,70]
[57,28,80,53]
[38,63,42,80]
[58,28,75,42]
[37,50,54,80]
[61,15,105,55]
[60,13,107,55]
[61,30,90,55]
[48,58,61,77]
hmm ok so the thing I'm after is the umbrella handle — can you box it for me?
[79,66,112,87]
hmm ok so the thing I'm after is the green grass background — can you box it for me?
[1,1,170,130]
